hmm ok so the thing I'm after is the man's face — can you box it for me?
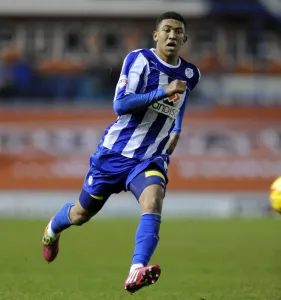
[153,19,186,58]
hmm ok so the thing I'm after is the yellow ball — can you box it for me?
[269,177,281,213]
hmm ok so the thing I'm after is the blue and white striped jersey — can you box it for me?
[99,48,200,161]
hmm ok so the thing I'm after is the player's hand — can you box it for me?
[167,132,180,155]
[165,80,186,97]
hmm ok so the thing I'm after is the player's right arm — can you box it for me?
[113,51,186,115]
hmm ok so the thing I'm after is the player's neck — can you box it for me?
[155,48,179,66]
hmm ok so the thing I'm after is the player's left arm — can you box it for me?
[167,93,187,155]
[167,67,201,156]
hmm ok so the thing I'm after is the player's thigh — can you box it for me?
[78,168,125,214]
[78,187,109,216]
[129,167,166,214]
[139,184,165,214]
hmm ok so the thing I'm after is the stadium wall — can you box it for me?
[0,191,272,219]
[0,107,279,218]
[1,108,281,192]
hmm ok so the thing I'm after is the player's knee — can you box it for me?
[141,194,163,214]
[69,204,93,225]
[71,213,91,226]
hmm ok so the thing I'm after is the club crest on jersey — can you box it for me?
[88,176,93,185]
[118,75,128,88]
[185,68,194,79]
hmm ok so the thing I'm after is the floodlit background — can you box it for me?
[0,1,281,300]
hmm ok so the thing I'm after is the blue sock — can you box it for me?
[51,202,75,234]
[132,213,161,266]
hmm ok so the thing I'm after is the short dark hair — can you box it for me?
[156,11,186,29]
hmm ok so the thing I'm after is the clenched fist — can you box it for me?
[165,80,186,97]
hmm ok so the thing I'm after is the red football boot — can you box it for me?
[124,264,161,294]
[42,218,60,263]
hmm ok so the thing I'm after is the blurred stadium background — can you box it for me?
[1,1,281,300]
[0,0,281,218]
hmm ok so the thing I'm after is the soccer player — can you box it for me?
[42,11,200,294]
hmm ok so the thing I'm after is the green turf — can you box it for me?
[0,217,280,300]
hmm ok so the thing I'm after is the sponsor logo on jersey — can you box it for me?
[167,93,180,104]
[149,101,180,119]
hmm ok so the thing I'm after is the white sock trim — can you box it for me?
[130,263,144,273]
[47,220,59,239]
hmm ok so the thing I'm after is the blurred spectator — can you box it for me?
[13,53,34,99]
[0,48,18,100]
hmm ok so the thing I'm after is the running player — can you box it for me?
[42,11,200,294]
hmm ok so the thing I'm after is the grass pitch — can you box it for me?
[0,218,280,300]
